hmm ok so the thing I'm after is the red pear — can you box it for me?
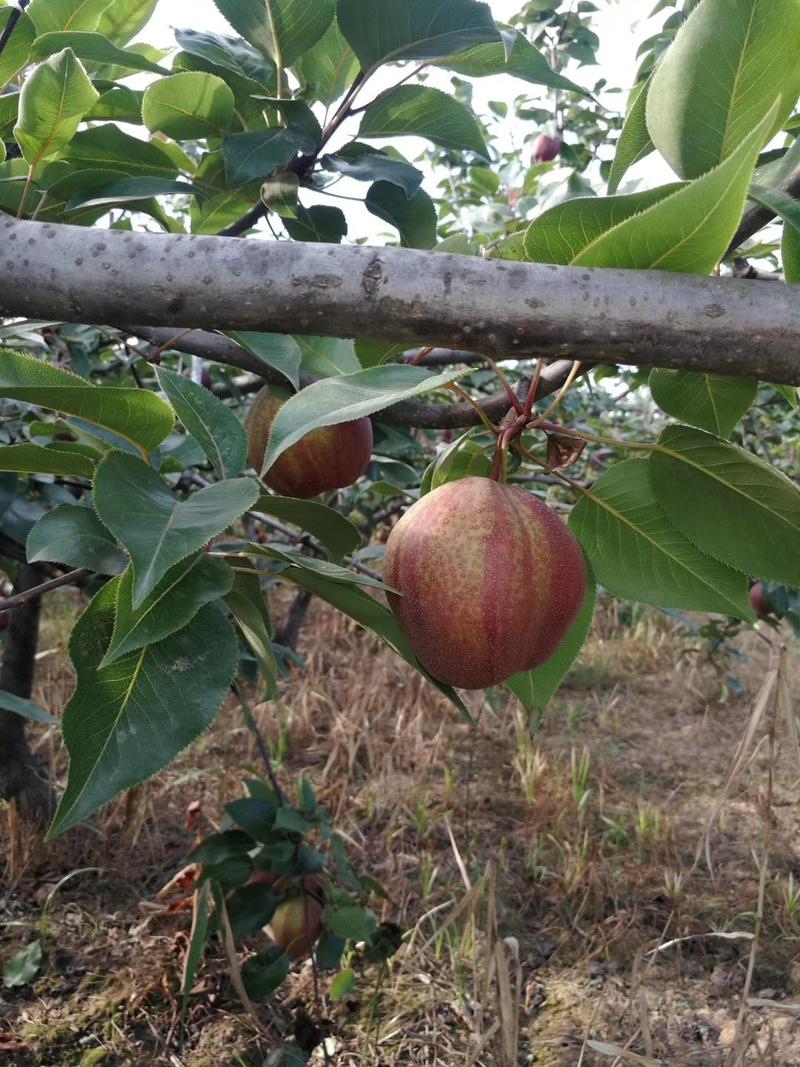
[245,384,373,499]
[748,581,771,618]
[384,477,587,689]
[532,133,561,163]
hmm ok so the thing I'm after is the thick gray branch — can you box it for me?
[2,216,800,383]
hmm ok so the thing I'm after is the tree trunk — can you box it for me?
[0,563,56,823]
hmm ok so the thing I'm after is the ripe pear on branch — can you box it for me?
[384,476,587,690]
[246,384,373,499]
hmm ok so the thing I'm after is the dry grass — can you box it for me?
[2,590,800,1066]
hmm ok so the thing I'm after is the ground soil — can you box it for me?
[1,592,799,1066]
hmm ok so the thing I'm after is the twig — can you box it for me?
[0,568,88,611]
[0,1,30,63]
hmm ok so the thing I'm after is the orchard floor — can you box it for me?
[2,592,800,1066]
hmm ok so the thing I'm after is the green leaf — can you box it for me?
[529,105,776,274]
[321,144,423,198]
[0,443,94,478]
[155,366,247,480]
[27,0,112,36]
[0,691,55,724]
[3,940,42,988]
[646,0,800,178]
[98,0,159,45]
[296,336,360,378]
[365,181,437,248]
[337,0,499,71]
[30,31,170,73]
[264,559,471,719]
[426,430,492,491]
[175,27,275,86]
[224,331,302,390]
[0,350,174,454]
[27,503,126,574]
[265,96,322,143]
[64,176,203,212]
[255,494,361,562]
[359,85,488,158]
[784,215,800,284]
[608,75,654,194]
[0,10,35,93]
[48,584,238,837]
[222,128,313,186]
[506,563,596,710]
[524,184,683,264]
[260,170,299,217]
[569,458,753,617]
[649,370,757,438]
[14,48,100,166]
[63,124,179,177]
[223,561,278,696]
[241,946,290,1001]
[291,19,358,105]
[214,0,335,66]
[262,366,465,472]
[253,543,389,592]
[87,86,143,123]
[649,425,800,588]
[93,452,258,607]
[323,904,375,942]
[284,205,348,244]
[354,339,406,368]
[748,182,800,237]
[101,554,235,667]
[329,968,356,1001]
[181,881,210,1018]
[445,25,588,97]
[142,72,235,139]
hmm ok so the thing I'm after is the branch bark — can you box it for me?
[2,217,800,384]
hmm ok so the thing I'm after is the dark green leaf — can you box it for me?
[445,25,588,97]
[321,144,423,197]
[156,366,247,479]
[359,85,488,158]
[241,946,289,1000]
[27,503,126,574]
[323,904,375,942]
[224,331,302,390]
[222,127,313,186]
[227,882,279,937]
[365,181,436,248]
[65,177,203,211]
[181,881,210,1019]
[101,555,234,667]
[189,829,254,864]
[254,494,360,562]
[93,452,258,607]
[284,205,347,243]
[64,124,179,177]
[175,27,275,85]
[48,586,238,837]
[337,0,499,71]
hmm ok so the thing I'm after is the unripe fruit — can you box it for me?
[245,384,373,499]
[749,581,771,618]
[532,133,561,163]
[384,477,587,689]
[268,880,325,961]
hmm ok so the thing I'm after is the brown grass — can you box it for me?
[2,590,800,1066]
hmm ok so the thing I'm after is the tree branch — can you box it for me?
[726,169,800,254]
[2,217,800,384]
[0,568,88,612]
[128,325,581,427]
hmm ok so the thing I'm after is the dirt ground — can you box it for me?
[1,592,799,1066]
